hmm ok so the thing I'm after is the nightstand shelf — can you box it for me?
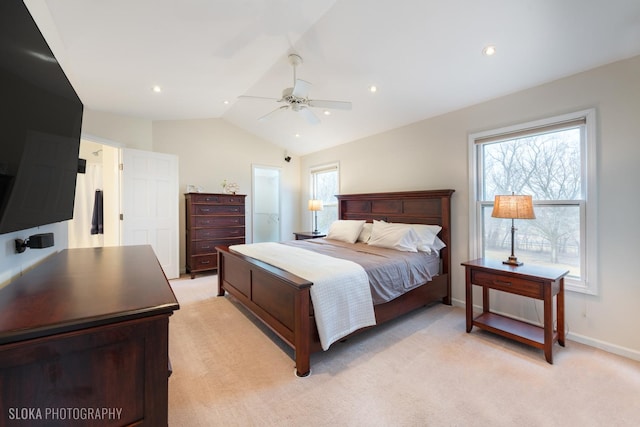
[473,312,547,348]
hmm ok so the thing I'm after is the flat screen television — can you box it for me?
[0,1,83,235]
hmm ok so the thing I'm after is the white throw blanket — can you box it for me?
[230,242,376,350]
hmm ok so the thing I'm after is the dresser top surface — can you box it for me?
[0,245,180,344]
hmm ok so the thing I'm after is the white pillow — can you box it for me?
[420,235,447,254]
[357,223,373,242]
[326,220,366,244]
[367,220,420,252]
[409,224,443,252]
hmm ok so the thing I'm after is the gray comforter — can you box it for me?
[282,238,440,304]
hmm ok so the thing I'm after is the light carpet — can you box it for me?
[168,274,640,427]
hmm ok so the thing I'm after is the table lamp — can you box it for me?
[491,193,536,266]
[308,199,323,234]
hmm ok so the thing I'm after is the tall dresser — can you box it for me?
[185,192,246,278]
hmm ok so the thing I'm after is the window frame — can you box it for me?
[468,109,598,294]
[309,162,340,233]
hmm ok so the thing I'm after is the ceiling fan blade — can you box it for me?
[239,95,280,101]
[291,79,312,98]
[308,99,352,110]
[298,106,320,125]
[258,105,288,122]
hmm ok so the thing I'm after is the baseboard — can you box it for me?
[567,332,640,361]
[451,297,640,362]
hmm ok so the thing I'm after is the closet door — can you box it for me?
[121,148,179,279]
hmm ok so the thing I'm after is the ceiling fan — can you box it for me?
[240,53,352,124]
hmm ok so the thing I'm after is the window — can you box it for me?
[310,163,339,233]
[469,109,597,294]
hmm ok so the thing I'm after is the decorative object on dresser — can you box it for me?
[307,199,323,234]
[0,245,179,425]
[491,193,536,266]
[185,193,246,278]
[462,258,569,364]
[293,231,326,240]
[217,189,454,377]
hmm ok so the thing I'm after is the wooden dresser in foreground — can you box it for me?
[0,245,180,426]
[185,192,246,278]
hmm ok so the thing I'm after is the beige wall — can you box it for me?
[301,55,640,360]
[82,109,153,150]
[152,118,302,272]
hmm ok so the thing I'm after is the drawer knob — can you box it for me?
[493,279,512,286]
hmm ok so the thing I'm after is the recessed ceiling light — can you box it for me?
[223,100,229,105]
[482,45,497,56]
[323,110,331,116]
[152,85,162,93]
[295,133,301,138]
[369,85,377,93]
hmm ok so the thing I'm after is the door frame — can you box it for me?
[251,164,282,243]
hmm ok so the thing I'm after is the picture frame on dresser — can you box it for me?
[185,193,246,278]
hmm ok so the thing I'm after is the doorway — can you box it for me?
[68,139,120,248]
[252,165,281,243]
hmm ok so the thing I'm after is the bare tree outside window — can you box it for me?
[481,128,583,277]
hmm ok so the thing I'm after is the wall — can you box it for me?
[300,55,640,360]
[0,222,67,288]
[82,109,153,151]
[152,118,301,273]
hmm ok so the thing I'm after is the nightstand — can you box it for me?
[461,258,569,364]
[293,231,326,240]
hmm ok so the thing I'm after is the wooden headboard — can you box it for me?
[336,190,455,276]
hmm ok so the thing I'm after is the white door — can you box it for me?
[121,148,179,279]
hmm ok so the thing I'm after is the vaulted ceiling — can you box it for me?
[25,0,640,155]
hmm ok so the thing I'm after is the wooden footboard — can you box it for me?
[217,246,314,376]
[217,189,454,377]
[217,245,449,376]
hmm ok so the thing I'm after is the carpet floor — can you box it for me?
[167,273,640,426]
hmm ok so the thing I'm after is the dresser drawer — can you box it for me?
[194,227,245,240]
[190,240,218,255]
[189,254,217,270]
[193,215,244,228]
[471,270,543,299]
[190,238,245,255]
[190,194,244,205]
[193,204,244,215]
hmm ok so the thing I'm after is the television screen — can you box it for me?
[0,1,83,234]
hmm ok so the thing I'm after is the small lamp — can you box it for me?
[491,193,536,266]
[308,199,323,234]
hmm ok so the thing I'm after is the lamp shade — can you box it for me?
[308,199,323,211]
[491,194,535,219]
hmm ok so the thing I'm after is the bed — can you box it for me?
[216,189,454,376]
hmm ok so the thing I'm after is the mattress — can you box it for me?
[282,238,440,305]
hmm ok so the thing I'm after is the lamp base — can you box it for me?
[503,256,523,266]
